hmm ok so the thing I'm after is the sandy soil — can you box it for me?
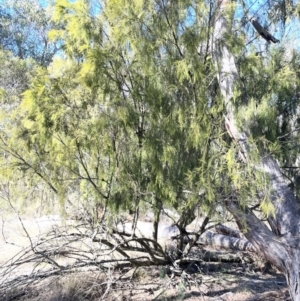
[0,215,62,264]
[0,215,290,301]
[8,264,289,301]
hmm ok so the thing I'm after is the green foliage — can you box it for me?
[0,0,59,65]
[1,0,300,230]
[7,0,231,221]
[0,49,57,214]
[235,44,300,198]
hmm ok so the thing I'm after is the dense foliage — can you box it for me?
[1,0,300,230]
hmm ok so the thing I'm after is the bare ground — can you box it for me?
[0,215,290,301]
[4,264,289,301]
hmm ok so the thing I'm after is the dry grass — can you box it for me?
[0,257,290,301]
[36,273,106,301]
[0,215,290,301]
[6,265,288,301]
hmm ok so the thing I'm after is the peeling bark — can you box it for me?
[212,1,300,300]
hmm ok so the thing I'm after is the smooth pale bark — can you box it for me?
[213,1,300,300]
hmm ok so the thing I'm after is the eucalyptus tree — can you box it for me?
[0,0,59,214]
[213,1,300,300]
[3,0,300,299]
[0,0,62,214]
[0,0,59,65]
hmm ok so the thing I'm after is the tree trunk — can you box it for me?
[213,1,300,300]
[152,198,162,249]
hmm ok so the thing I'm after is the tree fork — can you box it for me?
[213,1,300,300]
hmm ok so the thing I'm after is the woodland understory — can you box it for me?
[0,211,289,301]
[2,0,300,300]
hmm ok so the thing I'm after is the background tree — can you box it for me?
[2,0,300,299]
[0,0,59,66]
[0,0,60,215]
